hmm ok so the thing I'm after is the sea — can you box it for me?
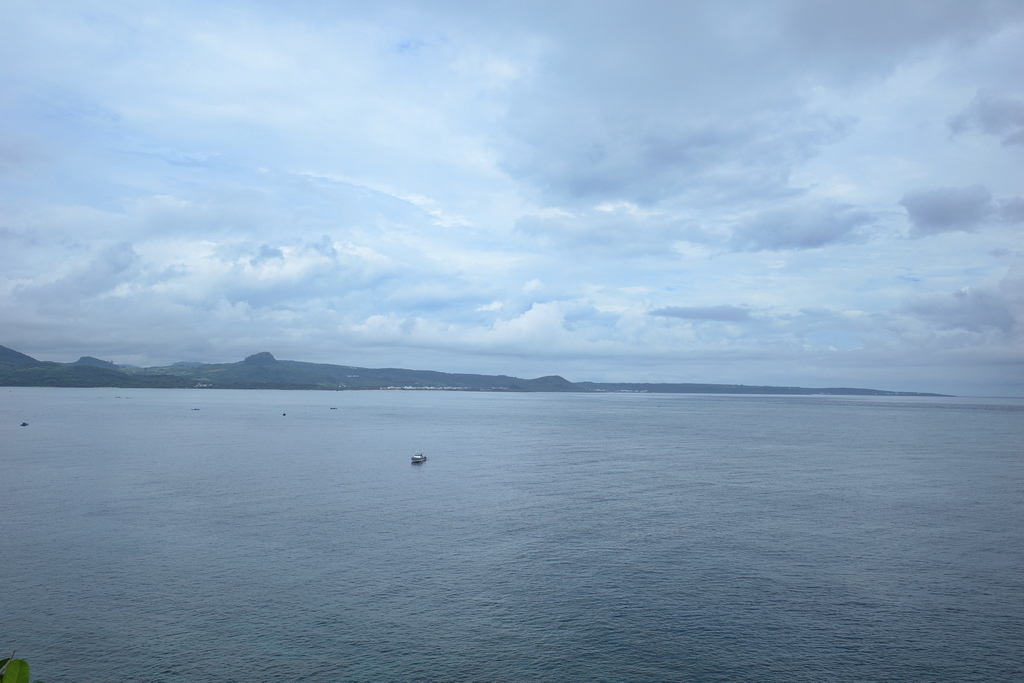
[2,387,1022,682]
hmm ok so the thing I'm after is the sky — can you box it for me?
[1,0,1022,396]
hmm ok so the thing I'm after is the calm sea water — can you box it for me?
[2,388,1022,682]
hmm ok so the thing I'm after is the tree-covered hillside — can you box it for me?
[0,344,947,395]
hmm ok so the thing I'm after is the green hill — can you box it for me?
[0,343,947,395]
[71,355,119,368]
[0,344,41,368]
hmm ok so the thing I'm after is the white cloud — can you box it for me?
[949,89,1024,145]
[900,185,996,235]
[650,305,754,323]
[1,0,1022,394]
[730,200,877,251]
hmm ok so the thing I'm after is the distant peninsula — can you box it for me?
[0,344,947,396]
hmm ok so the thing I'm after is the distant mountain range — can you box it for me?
[0,344,947,396]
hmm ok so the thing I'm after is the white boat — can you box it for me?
[411,452,427,463]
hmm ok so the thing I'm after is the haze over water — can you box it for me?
[3,388,1023,681]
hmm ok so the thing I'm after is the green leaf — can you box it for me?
[0,659,29,683]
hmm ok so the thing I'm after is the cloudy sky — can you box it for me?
[1,1,1022,395]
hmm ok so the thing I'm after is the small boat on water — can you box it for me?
[411,452,427,463]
